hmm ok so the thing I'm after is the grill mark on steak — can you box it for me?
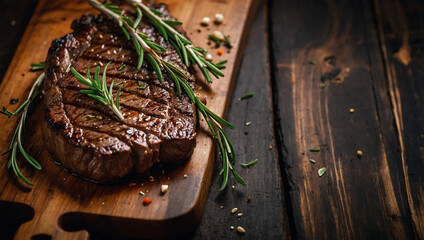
[73,57,183,90]
[61,87,170,119]
[42,3,196,182]
[59,76,194,117]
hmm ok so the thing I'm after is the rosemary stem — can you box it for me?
[109,104,124,121]
[186,46,206,68]
[124,21,153,53]
[28,72,45,100]
[89,0,122,26]
[127,0,189,42]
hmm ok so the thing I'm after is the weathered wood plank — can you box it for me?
[192,2,288,239]
[373,0,424,238]
[270,0,415,238]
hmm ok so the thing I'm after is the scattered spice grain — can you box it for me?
[237,226,245,233]
[143,197,152,205]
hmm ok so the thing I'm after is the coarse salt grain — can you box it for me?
[161,184,169,193]
[214,13,224,24]
[213,31,225,41]
[201,17,210,26]
[205,53,213,61]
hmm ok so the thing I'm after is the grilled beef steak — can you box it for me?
[42,4,196,183]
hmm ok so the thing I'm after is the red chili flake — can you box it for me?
[217,49,223,55]
[128,182,136,187]
[143,197,152,205]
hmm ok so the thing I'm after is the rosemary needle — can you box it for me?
[238,92,254,101]
[118,63,126,70]
[215,59,227,69]
[30,62,45,71]
[241,159,258,168]
[216,60,228,65]
[137,81,146,89]
[318,167,327,177]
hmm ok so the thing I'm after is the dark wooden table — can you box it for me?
[1,0,423,239]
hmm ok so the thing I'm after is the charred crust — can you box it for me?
[47,67,56,74]
[71,14,97,32]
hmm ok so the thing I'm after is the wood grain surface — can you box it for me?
[374,0,424,237]
[270,0,420,239]
[0,0,259,239]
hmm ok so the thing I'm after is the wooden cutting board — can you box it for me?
[0,0,259,239]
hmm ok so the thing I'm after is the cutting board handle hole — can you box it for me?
[0,200,34,239]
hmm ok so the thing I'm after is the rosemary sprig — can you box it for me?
[71,62,124,121]
[126,0,224,83]
[90,0,244,190]
[1,73,45,185]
